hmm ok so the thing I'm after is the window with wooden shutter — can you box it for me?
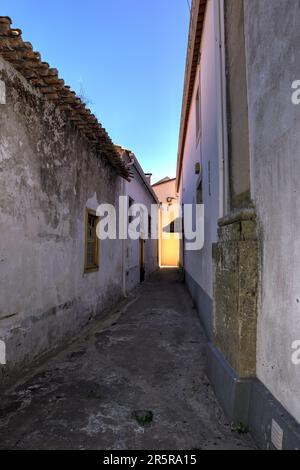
[84,209,99,272]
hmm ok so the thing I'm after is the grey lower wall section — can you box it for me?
[249,380,300,450]
[206,342,300,450]
[185,270,213,340]
[206,342,252,425]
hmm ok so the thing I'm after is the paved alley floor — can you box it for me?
[0,269,255,450]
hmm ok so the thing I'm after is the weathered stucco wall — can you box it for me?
[152,179,179,268]
[0,56,123,381]
[210,0,258,379]
[153,179,177,205]
[224,0,251,209]
[179,0,220,299]
[124,164,158,292]
[244,0,300,423]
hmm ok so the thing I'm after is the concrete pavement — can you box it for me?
[0,269,255,450]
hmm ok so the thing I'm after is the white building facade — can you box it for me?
[117,148,159,294]
[177,0,300,449]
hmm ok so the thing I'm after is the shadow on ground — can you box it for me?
[0,269,255,450]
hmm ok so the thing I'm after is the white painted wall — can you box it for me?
[153,179,177,205]
[0,54,159,380]
[123,156,158,293]
[0,56,124,379]
[179,0,221,298]
[152,179,180,267]
[244,0,300,423]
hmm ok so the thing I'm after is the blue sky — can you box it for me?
[1,0,190,183]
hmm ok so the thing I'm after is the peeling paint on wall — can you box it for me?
[0,55,123,382]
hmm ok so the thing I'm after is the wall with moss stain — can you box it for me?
[0,56,123,382]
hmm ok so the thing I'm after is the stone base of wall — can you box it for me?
[213,208,258,377]
[185,270,213,340]
[206,341,252,425]
[206,341,300,450]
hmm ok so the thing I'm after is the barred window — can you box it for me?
[84,209,99,272]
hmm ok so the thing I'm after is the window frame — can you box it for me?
[84,208,100,273]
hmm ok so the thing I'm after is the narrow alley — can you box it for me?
[0,270,254,450]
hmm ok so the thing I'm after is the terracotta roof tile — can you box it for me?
[0,16,129,180]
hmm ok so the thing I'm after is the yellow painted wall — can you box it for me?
[161,235,179,267]
[152,178,180,268]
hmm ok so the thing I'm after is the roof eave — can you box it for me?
[176,0,207,192]
[0,16,129,179]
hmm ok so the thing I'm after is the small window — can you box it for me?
[195,83,201,143]
[84,209,99,272]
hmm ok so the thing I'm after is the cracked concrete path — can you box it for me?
[0,269,255,450]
